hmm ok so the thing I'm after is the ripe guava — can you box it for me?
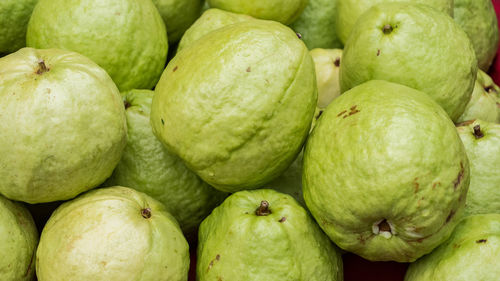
[310,48,343,109]
[0,0,38,55]
[36,186,190,281]
[197,189,343,280]
[303,80,469,262]
[0,48,127,204]
[0,195,38,281]
[340,2,477,121]
[26,0,168,91]
[151,0,204,43]
[151,20,317,192]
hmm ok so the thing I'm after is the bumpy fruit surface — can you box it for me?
[0,0,38,55]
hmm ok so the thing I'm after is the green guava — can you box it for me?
[457,120,500,216]
[303,80,470,262]
[177,8,253,52]
[151,20,317,193]
[0,48,127,204]
[335,0,454,44]
[457,70,500,124]
[26,0,168,91]
[290,0,343,49]
[310,48,343,109]
[405,214,500,281]
[207,0,307,25]
[454,0,499,71]
[266,151,306,207]
[103,89,227,237]
[0,0,38,55]
[0,195,38,281]
[340,2,477,121]
[197,189,343,280]
[151,0,204,43]
[36,186,190,281]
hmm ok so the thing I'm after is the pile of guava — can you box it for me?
[0,0,499,280]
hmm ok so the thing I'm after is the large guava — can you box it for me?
[0,0,38,55]
[339,2,477,122]
[303,80,469,262]
[0,195,38,281]
[0,48,127,204]
[197,189,343,280]
[104,89,227,237]
[151,20,317,193]
[26,0,168,91]
[457,120,500,216]
[36,186,190,281]
[405,214,500,281]
[151,0,204,43]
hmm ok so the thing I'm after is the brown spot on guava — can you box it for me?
[413,177,419,193]
[456,120,475,127]
[141,207,152,219]
[378,219,391,232]
[432,182,441,190]
[296,32,302,39]
[173,66,178,72]
[453,162,465,190]
[473,124,484,139]
[255,200,271,216]
[497,102,500,108]
[279,217,287,223]
[334,57,341,67]
[453,243,461,248]
[377,49,381,56]
[161,119,164,125]
[416,238,424,243]
[446,210,455,223]
[343,105,360,118]
[124,101,131,109]
[36,59,49,74]
[382,24,393,34]
[316,110,324,120]
[476,239,487,243]
[246,67,251,72]
[207,255,221,272]
[337,110,347,117]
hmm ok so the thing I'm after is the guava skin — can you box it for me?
[303,80,470,262]
[310,48,343,109]
[0,0,38,54]
[151,0,203,43]
[457,120,500,216]
[0,195,38,281]
[454,0,499,71]
[405,214,500,281]
[339,2,477,122]
[267,151,306,207]
[207,0,307,25]
[26,0,168,91]
[197,189,343,281]
[104,89,227,237]
[336,0,454,45]
[0,48,127,204]
[36,186,190,281]
[151,20,317,193]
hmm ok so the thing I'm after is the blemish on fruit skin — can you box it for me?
[432,182,441,190]
[377,49,381,56]
[337,110,347,117]
[446,209,455,223]
[246,67,251,72]
[207,255,221,272]
[296,32,302,39]
[279,217,287,223]
[476,239,487,243]
[173,66,178,72]
[161,119,164,125]
[382,24,393,34]
[484,85,496,93]
[141,208,152,219]
[413,177,419,193]
[453,162,464,190]
[334,57,341,67]
[473,125,484,139]
[343,105,360,118]
[453,243,461,248]
[124,101,131,109]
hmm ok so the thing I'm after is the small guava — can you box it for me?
[36,186,190,281]
[310,48,343,109]
[0,195,38,281]
[151,0,204,43]
[303,80,469,262]
[197,189,343,280]
[0,0,38,55]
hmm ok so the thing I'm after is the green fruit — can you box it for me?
[267,151,305,207]
[207,0,307,25]
[454,0,499,71]
[177,8,253,53]
[36,186,189,281]
[303,80,469,262]
[151,20,317,193]
[0,195,38,281]
[27,0,168,91]
[310,48,343,109]
[457,120,500,216]
[405,214,500,281]
[104,89,227,236]
[290,0,342,49]
[0,48,126,204]
[340,2,477,121]
[457,70,500,124]
[0,0,38,55]
[197,189,343,280]
[151,0,203,43]
[336,0,454,44]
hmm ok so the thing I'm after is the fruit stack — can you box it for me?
[0,0,499,280]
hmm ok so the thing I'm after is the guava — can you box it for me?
[152,0,203,43]
[103,89,227,237]
[177,8,253,52]
[197,189,343,280]
[336,0,454,44]
[0,0,38,55]
[0,48,127,203]
[454,0,499,71]
[151,20,317,193]
[310,48,343,109]
[457,70,500,124]
[207,0,307,25]
[340,2,477,121]
[303,80,470,262]
[26,0,168,91]
[457,120,500,216]
[36,186,190,281]
[0,195,38,281]
[266,151,306,207]
[290,0,343,49]
[405,214,500,281]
